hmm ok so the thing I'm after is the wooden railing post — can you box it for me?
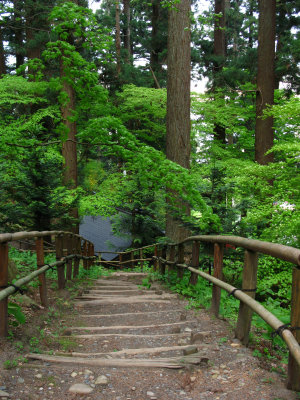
[287,267,300,391]
[0,242,9,337]
[73,237,80,278]
[91,243,94,267]
[118,253,122,268]
[177,243,184,279]
[35,237,48,307]
[55,234,65,289]
[139,249,143,271]
[169,245,175,272]
[83,241,88,270]
[235,250,258,345]
[131,251,135,269]
[160,246,166,275]
[189,241,200,285]
[154,245,158,271]
[66,234,73,280]
[211,243,224,317]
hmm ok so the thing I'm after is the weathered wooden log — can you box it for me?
[287,267,300,391]
[0,242,9,336]
[189,241,200,285]
[36,237,48,307]
[235,250,258,345]
[211,243,224,317]
[188,266,300,368]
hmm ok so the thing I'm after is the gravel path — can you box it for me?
[0,272,296,399]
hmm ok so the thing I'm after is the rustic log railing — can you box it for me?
[0,231,95,338]
[97,236,300,391]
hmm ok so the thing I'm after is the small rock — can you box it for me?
[191,331,211,344]
[17,378,24,384]
[180,313,187,321]
[131,387,136,391]
[147,391,155,397]
[184,327,192,333]
[220,364,226,369]
[230,343,240,348]
[0,390,10,398]
[190,376,196,382]
[95,375,108,385]
[84,369,93,375]
[35,374,42,379]
[68,383,93,394]
[71,372,77,378]
[183,346,198,356]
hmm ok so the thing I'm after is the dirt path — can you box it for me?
[0,272,296,399]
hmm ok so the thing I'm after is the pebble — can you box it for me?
[35,374,42,379]
[17,378,24,384]
[190,376,196,382]
[147,391,155,397]
[0,390,10,398]
[131,387,136,391]
[71,372,77,378]
[68,383,93,394]
[84,369,93,375]
[95,375,108,385]
[184,327,192,332]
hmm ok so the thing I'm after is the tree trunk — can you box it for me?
[0,25,6,76]
[166,0,191,242]
[13,0,25,69]
[123,0,131,63]
[255,0,276,165]
[213,0,226,144]
[60,57,79,233]
[115,0,121,76]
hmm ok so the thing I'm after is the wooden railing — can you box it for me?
[0,231,95,337]
[97,236,300,391]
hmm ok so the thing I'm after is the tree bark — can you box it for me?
[213,0,226,144]
[0,25,6,76]
[60,56,79,233]
[255,0,276,165]
[13,0,25,69]
[115,0,121,76]
[123,0,131,63]
[166,0,191,242]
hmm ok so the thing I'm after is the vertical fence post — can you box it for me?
[55,234,65,290]
[169,245,175,272]
[83,241,88,270]
[118,252,122,268]
[160,246,166,275]
[177,243,184,279]
[139,249,143,271]
[91,243,95,267]
[35,237,48,307]
[0,242,9,337]
[66,234,73,281]
[235,249,258,345]
[287,267,300,391]
[131,250,135,269]
[211,242,224,317]
[189,241,200,285]
[73,237,80,278]
[154,245,158,271]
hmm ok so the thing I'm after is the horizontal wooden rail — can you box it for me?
[0,254,96,302]
[98,258,152,265]
[0,231,93,245]
[184,235,300,266]
[120,235,300,391]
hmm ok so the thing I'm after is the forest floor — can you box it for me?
[0,272,297,400]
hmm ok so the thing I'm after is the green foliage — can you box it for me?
[7,303,26,325]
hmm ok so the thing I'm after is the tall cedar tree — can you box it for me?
[255,0,275,165]
[166,0,191,242]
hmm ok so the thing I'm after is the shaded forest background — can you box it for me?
[0,0,299,252]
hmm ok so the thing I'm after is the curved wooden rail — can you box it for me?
[0,230,95,338]
[100,235,300,391]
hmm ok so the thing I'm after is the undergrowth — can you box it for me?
[141,266,292,367]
